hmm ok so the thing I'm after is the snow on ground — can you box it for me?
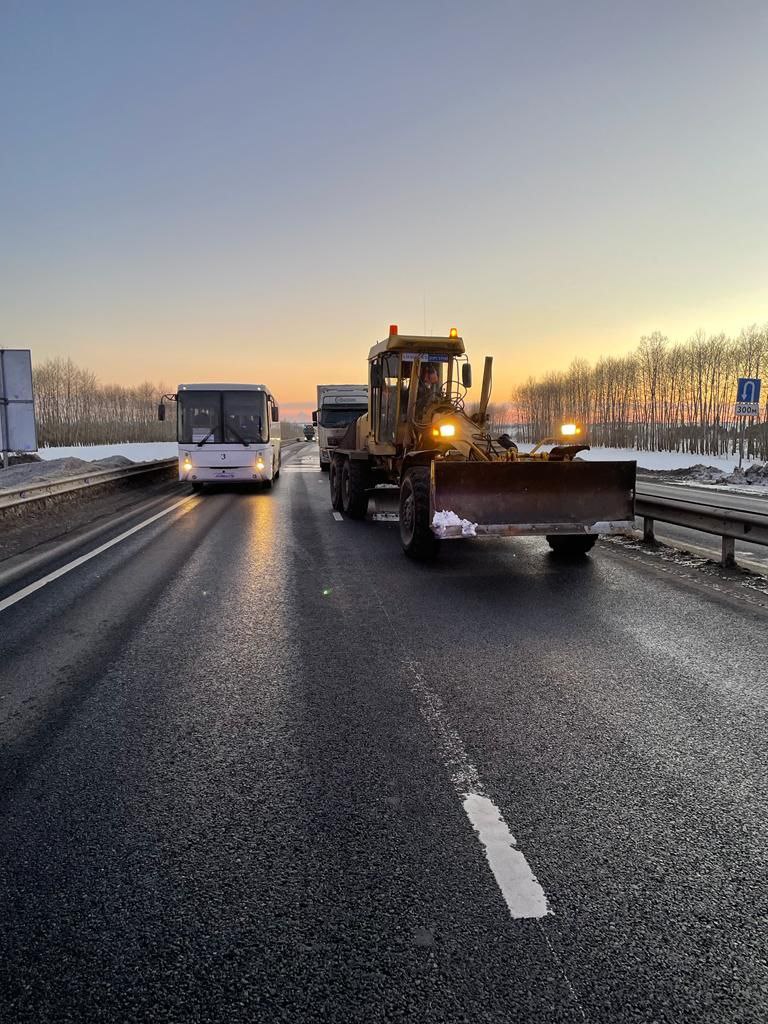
[32,441,764,475]
[38,442,177,462]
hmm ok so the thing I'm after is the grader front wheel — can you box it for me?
[399,468,439,560]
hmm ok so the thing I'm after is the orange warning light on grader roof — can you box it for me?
[388,324,459,338]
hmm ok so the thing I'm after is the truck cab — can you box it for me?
[313,384,368,471]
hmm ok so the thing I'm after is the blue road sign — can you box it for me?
[737,377,761,403]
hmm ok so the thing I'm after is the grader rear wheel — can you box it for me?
[341,459,369,519]
[330,456,344,511]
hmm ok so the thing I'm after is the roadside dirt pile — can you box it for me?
[641,461,768,488]
[0,455,135,491]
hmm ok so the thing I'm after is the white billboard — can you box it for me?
[0,349,38,453]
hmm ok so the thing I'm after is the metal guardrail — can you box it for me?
[635,488,768,567]
[0,439,304,512]
[0,458,178,511]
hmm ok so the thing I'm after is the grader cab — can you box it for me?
[329,326,636,559]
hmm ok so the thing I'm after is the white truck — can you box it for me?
[313,384,368,472]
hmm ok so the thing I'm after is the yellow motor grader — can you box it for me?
[329,325,636,559]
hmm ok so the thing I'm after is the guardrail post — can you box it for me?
[721,536,735,569]
[642,516,655,543]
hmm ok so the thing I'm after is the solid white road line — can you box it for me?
[0,495,198,614]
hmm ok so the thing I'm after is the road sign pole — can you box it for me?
[735,377,762,470]
[0,395,7,469]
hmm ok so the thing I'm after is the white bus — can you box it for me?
[160,383,281,490]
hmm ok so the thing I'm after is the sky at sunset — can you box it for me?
[2,1,768,420]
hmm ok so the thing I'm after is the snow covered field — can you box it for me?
[38,442,178,462]
[516,444,761,473]
[33,442,765,475]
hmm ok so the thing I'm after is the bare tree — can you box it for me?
[511,325,768,459]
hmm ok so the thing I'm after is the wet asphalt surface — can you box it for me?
[1,442,767,1023]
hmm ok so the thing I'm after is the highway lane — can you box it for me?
[635,480,768,569]
[1,440,766,1023]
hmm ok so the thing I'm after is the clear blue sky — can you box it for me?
[2,0,767,415]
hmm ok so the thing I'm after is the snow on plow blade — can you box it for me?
[431,460,636,537]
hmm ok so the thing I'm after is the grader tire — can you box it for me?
[546,534,597,558]
[330,456,344,511]
[399,467,439,560]
[341,459,369,519]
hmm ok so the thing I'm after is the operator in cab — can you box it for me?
[416,362,440,417]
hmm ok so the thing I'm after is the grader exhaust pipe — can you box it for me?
[478,356,493,423]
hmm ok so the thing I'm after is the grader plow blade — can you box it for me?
[430,460,636,537]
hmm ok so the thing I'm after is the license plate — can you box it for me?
[215,471,235,478]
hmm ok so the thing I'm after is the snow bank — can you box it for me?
[38,442,178,462]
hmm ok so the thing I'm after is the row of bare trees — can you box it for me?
[512,327,768,459]
[33,358,175,447]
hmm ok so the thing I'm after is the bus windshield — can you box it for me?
[178,390,269,444]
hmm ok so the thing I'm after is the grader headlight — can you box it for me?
[560,423,580,436]
[435,423,456,438]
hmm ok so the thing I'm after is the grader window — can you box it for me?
[399,359,415,422]
[378,353,400,444]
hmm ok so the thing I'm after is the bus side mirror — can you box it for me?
[158,403,166,422]
[312,410,318,425]
[371,364,382,388]
[462,363,472,388]
[271,405,279,422]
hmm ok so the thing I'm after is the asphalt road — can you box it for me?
[1,441,766,1023]
[636,480,768,568]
